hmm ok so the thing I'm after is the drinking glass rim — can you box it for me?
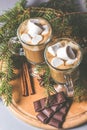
[44,37,83,72]
[17,17,52,47]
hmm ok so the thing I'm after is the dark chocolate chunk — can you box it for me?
[40,98,47,109]
[42,108,53,117]
[56,92,66,104]
[33,101,41,112]
[67,46,76,59]
[60,101,72,114]
[60,106,68,114]
[51,104,59,111]
[36,112,48,124]
[33,92,66,112]
[53,112,64,122]
[48,118,62,128]
[51,103,64,112]
[33,98,46,112]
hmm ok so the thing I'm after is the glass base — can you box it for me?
[54,83,74,97]
[29,65,39,77]
[27,60,46,77]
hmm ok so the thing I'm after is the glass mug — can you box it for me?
[44,38,82,96]
[17,17,52,65]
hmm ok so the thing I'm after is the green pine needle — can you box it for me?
[0,80,12,105]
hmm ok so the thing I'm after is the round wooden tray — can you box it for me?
[9,76,87,130]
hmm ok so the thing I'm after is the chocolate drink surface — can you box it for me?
[45,38,82,84]
[17,17,52,64]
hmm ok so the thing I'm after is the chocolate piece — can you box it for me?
[33,100,41,112]
[67,46,76,59]
[40,98,47,109]
[51,104,58,111]
[42,108,53,117]
[60,101,71,114]
[33,98,46,112]
[33,92,66,112]
[48,118,62,128]
[53,112,64,122]
[36,112,48,124]
[51,103,64,112]
[60,106,67,114]
[56,92,66,104]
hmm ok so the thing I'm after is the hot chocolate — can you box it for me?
[44,38,82,84]
[17,17,52,64]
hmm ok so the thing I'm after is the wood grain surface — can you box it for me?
[9,75,87,130]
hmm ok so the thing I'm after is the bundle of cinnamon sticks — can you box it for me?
[20,62,35,96]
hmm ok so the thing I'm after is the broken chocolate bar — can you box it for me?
[48,100,72,128]
[36,103,64,124]
[34,92,72,128]
[33,92,66,112]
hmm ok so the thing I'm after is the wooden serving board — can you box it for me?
[9,76,87,130]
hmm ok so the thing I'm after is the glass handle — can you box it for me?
[8,36,25,56]
[19,48,25,56]
[64,74,74,97]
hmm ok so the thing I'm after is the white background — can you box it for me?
[0,0,87,130]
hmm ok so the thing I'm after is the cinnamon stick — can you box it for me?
[21,66,29,96]
[23,62,34,95]
[20,72,25,95]
[22,68,29,96]
[20,62,35,96]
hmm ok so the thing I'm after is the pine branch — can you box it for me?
[0,79,12,105]
[39,0,79,12]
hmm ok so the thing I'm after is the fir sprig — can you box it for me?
[0,79,12,105]
[40,0,83,12]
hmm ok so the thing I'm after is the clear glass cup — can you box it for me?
[44,38,82,96]
[17,17,52,65]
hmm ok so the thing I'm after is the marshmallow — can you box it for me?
[21,33,31,43]
[65,58,77,65]
[42,25,49,35]
[48,46,55,56]
[31,35,43,45]
[51,57,64,68]
[48,42,62,56]
[27,20,43,37]
[57,45,76,60]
